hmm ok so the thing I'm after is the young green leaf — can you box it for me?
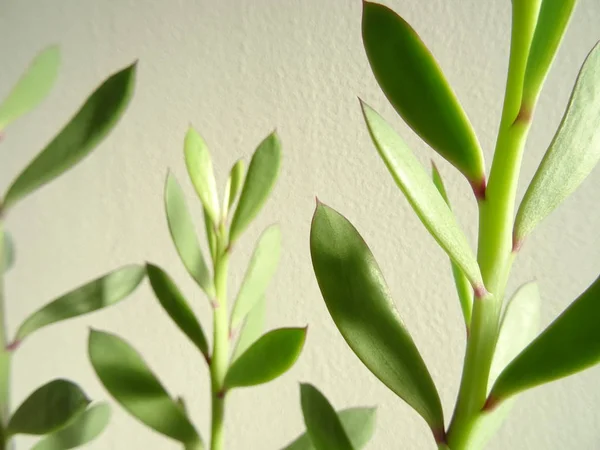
[362,1,484,185]
[88,330,203,447]
[310,203,444,433]
[489,274,600,406]
[431,163,473,327]
[0,46,60,130]
[2,62,137,211]
[299,384,355,450]
[228,159,246,211]
[224,327,306,389]
[204,207,217,263]
[514,43,600,248]
[360,101,484,291]
[231,296,266,362]
[230,224,281,330]
[2,231,15,273]
[165,172,214,297]
[13,265,145,344]
[229,132,282,242]
[184,127,220,227]
[283,407,376,450]
[31,403,111,450]
[146,263,209,360]
[7,379,90,436]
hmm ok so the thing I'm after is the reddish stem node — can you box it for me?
[483,394,499,412]
[433,427,447,444]
[474,284,488,299]
[470,177,487,201]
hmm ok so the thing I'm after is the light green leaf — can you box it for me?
[283,407,376,450]
[224,327,306,389]
[515,43,600,247]
[31,403,111,450]
[521,0,577,106]
[228,159,246,211]
[2,62,136,211]
[310,203,444,432]
[230,224,281,329]
[0,46,60,130]
[231,296,266,362]
[88,330,203,447]
[431,163,473,327]
[229,132,281,242]
[7,379,89,436]
[360,101,484,291]
[184,127,220,227]
[146,263,209,360]
[489,274,600,405]
[14,265,145,344]
[299,384,355,450]
[165,172,214,296]
[2,231,15,273]
[204,207,217,263]
[362,1,484,185]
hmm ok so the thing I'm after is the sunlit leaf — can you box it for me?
[227,159,245,211]
[204,207,217,264]
[232,296,266,362]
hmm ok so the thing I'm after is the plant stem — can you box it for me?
[0,219,10,450]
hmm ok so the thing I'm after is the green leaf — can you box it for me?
[489,274,600,405]
[521,0,577,106]
[360,101,484,291]
[204,207,217,263]
[165,172,214,296]
[0,46,60,130]
[231,296,266,362]
[146,263,209,360]
[514,43,600,247]
[7,379,90,436]
[2,231,15,273]
[431,163,472,327]
[230,224,281,329]
[224,327,306,389]
[14,265,145,343]
[31,403,111,450]
[88,330,203,447]
[184,127,220,227]
[2,62,137,211]
[227,159,246,211]
[362,1,484,184]
[283,407,376,450]
[299,384,355,450]
[310,202,444,432]
[229,132,282,242]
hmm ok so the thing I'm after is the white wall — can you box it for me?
[2,0,600,448]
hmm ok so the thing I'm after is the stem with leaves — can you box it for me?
[0,219,10,450]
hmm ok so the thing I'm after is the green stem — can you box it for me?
[0,220,10,450]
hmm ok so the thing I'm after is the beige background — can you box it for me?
[2,0,600,449]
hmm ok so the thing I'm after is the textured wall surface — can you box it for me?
[1,1,600,449]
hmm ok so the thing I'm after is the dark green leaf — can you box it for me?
[225,327,306,389]
[146,263,209,360]
[31,402,111,450]
[362,1,484,184]
[2,231,15,273]
[229,132,281,242]
[310,202,444,431]
[3,62,137,210]
[88,330,203,447]
[14,265,145,343]
[232,296,266,362]
[7,379,89,436]
[299,384,354,450]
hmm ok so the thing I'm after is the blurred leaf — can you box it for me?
[431,163,472,327]
[283,407,376,450]
[3,62,136,210]
[88,330,203,447]
[229,132,281,242]
[165,172,214,296]
[7,379,89,436]
[31,402,111,450]
[490,274,600,405]
[224,327,306,389]
[232,296,266,362]
[14,265,145,343]
[362,1,484,184]
[310,203,444,431]
[360,101,483,291]
[299,384,354,450]
[230,224,281,329]
[227,159,246,211]
[515,43,600,246]
[146,263,209,359]
[184,127,220,227]
[0,46,60,130]
[2,231,15,273]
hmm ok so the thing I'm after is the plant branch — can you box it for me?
[0,219,10,450]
